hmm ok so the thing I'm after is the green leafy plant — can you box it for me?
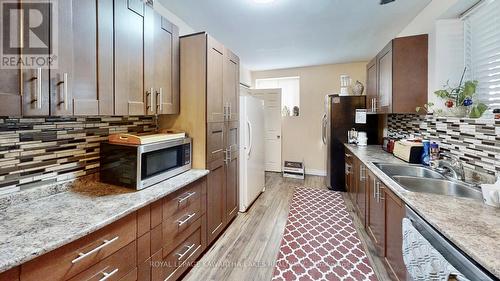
[416,68,488,118]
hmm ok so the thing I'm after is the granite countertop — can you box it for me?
[344,144,500,279]
[0,169,209,273]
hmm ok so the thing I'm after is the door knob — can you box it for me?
[277,136,281,139]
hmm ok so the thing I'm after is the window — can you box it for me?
[464,0,500,115]
[255,76,300,116]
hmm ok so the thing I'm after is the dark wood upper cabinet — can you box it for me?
[207,36,225,123]
[52,0,104,116]
[97,0,115,116]
[377,42,393,114]
[366,58,377,113]
[0,0,21,117]
[223,50,240,122]
[114,0,146,116]
[367,34,428,114]
[145,8,180,115]
[22,0,50,116]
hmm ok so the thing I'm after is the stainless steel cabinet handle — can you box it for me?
[58,73,68,111]
[345,164,352,175]
[177,213,196,227]
[157,88,163,113]
[379,184,385,202]
[178,192,196,204]
[32,68,43,109]
[373,179,377,199]
[99,268,119,281]
[146,88,154,112]
[211,149,223,154]
[229,103,232,119]
[72,236,119,264]
[176,243,195,261]
[360,166,365,181]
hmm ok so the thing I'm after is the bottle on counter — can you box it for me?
[430,142,440,161]
[421,140,431,166]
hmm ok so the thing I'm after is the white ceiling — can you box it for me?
[159,0,432,71]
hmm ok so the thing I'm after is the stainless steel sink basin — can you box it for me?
[374,163,445,179]
[393,176,483,200]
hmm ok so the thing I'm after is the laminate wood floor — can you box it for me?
[182,173,391,281]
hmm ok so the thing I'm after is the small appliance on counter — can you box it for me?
[393,140,423,164]
[100,133,192,190]
[357,131,368,146]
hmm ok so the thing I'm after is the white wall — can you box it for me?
[397,0,470,105]
[154,2,195,36]
[252,62,367,175]
[154,2,251,84]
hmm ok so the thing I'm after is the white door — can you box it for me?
[239,95,265,212]
[250,89,282,172]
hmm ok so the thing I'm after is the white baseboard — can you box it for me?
[305,169,327,177]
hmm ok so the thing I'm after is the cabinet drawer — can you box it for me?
[162,203,202,254]
[163,181,202,220]
[21,214,137,281]
[207,122,225,162]
[68,241,136,281]
[162,227,203,281]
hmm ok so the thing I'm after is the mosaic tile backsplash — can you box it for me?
[388,114,500,176]
[0,116,156,195]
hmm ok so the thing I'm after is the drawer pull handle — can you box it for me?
[72,236,119,264]
[178,213,196,227]
[211,149,224,154]
[178,192,196,204]
[176,243,195,261]
[99,268,119,281]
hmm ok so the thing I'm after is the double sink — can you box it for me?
[374,163,483,200]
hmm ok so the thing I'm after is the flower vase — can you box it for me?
[450,106,471,118]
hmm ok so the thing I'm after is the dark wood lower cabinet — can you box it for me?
[350,153,407,281]
[206,161,226,245]
[356,163,367,226]
[6,177,208,281]
[384,187,406,281]
[366,170,385,256]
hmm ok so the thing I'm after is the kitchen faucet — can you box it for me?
[434,153,465,181]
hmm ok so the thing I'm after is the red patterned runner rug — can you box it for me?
[272,188,378,281]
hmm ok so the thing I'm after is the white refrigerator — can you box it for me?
[239,95,265,212]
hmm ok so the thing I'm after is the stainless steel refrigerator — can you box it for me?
[322,94,379,191]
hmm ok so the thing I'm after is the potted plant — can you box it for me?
[417,69,488,118]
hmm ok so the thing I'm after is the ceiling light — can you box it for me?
[253,0,275,4]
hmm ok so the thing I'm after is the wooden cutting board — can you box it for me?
[109,133,186,145]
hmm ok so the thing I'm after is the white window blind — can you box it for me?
[464,0,500,115]
[255,77,300,116]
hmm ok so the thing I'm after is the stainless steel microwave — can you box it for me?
[100,138,192,190]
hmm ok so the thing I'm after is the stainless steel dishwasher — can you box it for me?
[402,206,498,281]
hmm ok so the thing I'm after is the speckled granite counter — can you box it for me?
[344,144,500,279]
[0,169,209,273]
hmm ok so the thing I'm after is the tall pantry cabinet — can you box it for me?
[159,32,240,246]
